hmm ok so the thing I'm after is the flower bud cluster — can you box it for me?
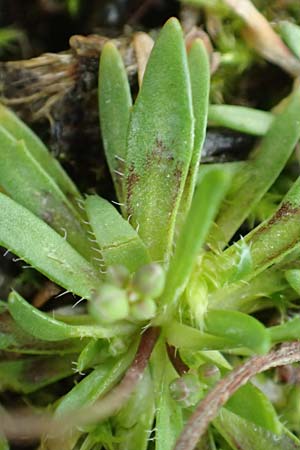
[89,263,165,324]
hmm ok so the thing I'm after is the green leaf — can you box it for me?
[150,339,183,450]
[177,39,210,225]
[214,408,300,450]
[0,126,92,261]
[0,104,81,210]
[158,168,230,319]
[124,17,194,262]
[99,42,132,204]
[0,354,75,393]
[207,175,300,292]
[113,367,155,450]
[165,321,238,351]
[8,291,135,341]
[204,310,270,354]
[55,343,138,417]
[211,89,300,247]
[208,105,274,136]
[0,193,101,299]
[278,21,300,59]
[225,383,281,434]
[0,301,87,354]
[85,195,150,272]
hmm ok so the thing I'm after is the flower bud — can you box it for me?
[169,373,203,408]
[89,284,129,323]
[106,265,130,288]
[198,363,220,386]
[130,298,157,321]
[132,263,165,298]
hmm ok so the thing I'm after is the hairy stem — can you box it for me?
[174,341,300,450]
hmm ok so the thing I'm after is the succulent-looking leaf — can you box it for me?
[8,291,135,341]
[211,89,300,247]
[113,368,155,450]
[151,339,183,450]
[204,310,270,355]
[99,43,132,204]
[214,408,300,450]
[177,38,210,226]
[85,195,150,272]
[0,104,81,211]
[0,126,93,261]
[225,383,281,434]
[124,17,194,262]
[0,193,102,298]
[55,342,138,417]
[207,175,300,293]
[158,168,230,319]
[208,105,274,136]
[278,21,300,59]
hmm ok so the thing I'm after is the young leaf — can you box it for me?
[0,193,102,299]
[207,175,300,292]
[99,42,132,204]
[0,126,92,261]
[8,291,135,341]
[214,408,299,450]
[124,17,194,262]
[55,343,137,417]
[0,301,86,354]
[225,383,281,434]
[278,21,300,59]
[113,368,155,450]
[204,310,271,355]
[177,38,210,225]
[150,339,183,450]
[85,195,150,272]
[158,168,230,320]
[0,104,81,210]
[211,89,300,246]
[208,105,274,136]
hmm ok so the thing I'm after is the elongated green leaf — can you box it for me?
[0,354,75,393]
[85,195,150,272]
[0,301,86,354]
[225,383,281,434]
[165,322,237,351]
[99,42,132,203]
[206,175,300,293]
[279,21,300,59]
[55,343,137,417]
[0,104,81,209]
[211,89,300,246]
[177,39,210,224]
[124,18,194,262]
[0,126,92,261]
[151,339,183,450]
[0,193,101,298]
[158,168,230,319]
[208,105,274,136]
[114,368,155,450]
[204,310,270,354]
[269,316,300,343]
[214,408,300,450]
[8,291,135,341]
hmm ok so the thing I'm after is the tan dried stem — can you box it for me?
[174,341,300,450]
[224,0,300,76]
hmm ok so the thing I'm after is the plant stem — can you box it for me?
[174,341,300,450]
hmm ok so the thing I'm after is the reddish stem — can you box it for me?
[174,341,300,450]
